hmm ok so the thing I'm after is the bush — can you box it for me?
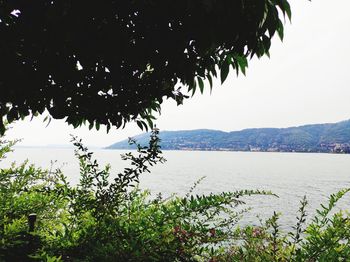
[0,129,349,261]
[0,130,268,261]
[219,192,350,261]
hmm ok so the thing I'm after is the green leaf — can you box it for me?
[190,79,197,97]
[220,59,230,84]
[44,116,52,127]
[207,74,213,88]
[7,113,16,123]
[234,55,248,76]
[197,77,204,94]
[233,60,239,76]
[0,121,5,136]
[277,20,284,41]
[262,35,271,53]
[137,120,144,130]
[211,67,217,78]
[281,0,292,21]
[89,121,94,130]
[145,117,153,130]
[43,115,49,122]
[207,73,213,93]
[142,120,149,131]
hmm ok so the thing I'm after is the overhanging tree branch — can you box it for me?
[0,0,291,134]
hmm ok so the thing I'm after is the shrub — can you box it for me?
[220,191,350,261]
[0,129,349,261]
[0,130,268,261]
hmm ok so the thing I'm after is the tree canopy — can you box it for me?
[0,0,291,134]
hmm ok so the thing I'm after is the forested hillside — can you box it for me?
[107,120,350,153]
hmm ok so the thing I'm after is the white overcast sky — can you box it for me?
[6,0,350,147]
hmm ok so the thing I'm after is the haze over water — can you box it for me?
[2,148,350,230]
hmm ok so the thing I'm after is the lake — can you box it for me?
[2,148,350,231]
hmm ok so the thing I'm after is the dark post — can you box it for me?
[28,213,37,232]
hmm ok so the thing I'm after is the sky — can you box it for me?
[6,0,350,148]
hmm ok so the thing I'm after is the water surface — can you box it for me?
[2,148,350,230]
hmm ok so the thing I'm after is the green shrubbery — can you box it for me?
[220,191,350,261]
[0,130,349,261]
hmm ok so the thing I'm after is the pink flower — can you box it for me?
[209,228,216,237]
[252,227,262,237]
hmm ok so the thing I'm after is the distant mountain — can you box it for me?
[106,120,350,153]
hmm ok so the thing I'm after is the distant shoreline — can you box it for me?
[107,120,350,154]
[12,146,350,155]
[105,147,350,155]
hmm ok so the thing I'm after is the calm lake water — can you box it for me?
[2,148,350,231]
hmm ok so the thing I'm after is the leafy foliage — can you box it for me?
[1,130,349,261]
[0,0,291,134]
[0,130,269,261]
[0,132,67,261]
[219,190,350,261]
